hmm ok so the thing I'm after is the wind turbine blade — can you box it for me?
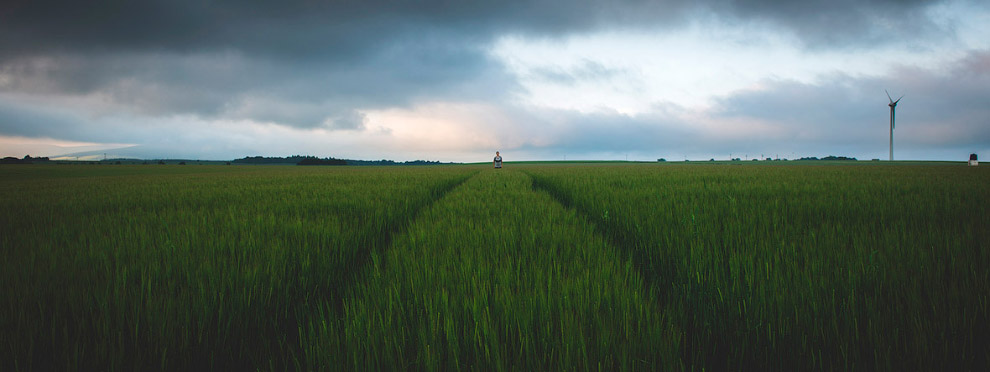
[886,89,893,103]
[894,95,904,104]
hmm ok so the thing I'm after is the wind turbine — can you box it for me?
[886,90,903,161]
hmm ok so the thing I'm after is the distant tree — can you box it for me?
[297,157,346,166]
[178,161,186,165]
[658,158,666,162]
[2,155,49,164]
[158,160,166,165]
[231,154,458,166]
[403,160,442,165]
[821,155,857,161]
[21,155,50,162]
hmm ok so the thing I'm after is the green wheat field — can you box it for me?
[1,163,987,371]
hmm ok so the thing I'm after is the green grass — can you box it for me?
[0,165,476,370]
[1,163,988,371]
[305,170,679,370]
[525,163,990,370]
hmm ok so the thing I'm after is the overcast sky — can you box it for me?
[2,0,988,161]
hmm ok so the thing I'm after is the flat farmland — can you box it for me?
[1,163,987,371]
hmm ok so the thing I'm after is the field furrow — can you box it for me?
[306,169,681,371]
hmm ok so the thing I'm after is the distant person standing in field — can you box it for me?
[494,151,502,169]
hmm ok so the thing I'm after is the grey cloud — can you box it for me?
[545,109,695,152]
[0,97,139,144]
[1,0,982,161]
[499,48,990,160]
[0,98,277,159]
[706,0,952,48]
[0,29,520,129]
[529,60,630,85]
[325,110,368,131]
[710,49,990,155]
[509,104,806,160]
[482,103,699,158]
[1,0,965,122]
[0,52,261,116]
[0,99,81,139]
[0,1,692,57]
[712,75,880,142]
[1,1,962,60]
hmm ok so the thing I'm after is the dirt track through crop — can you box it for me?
[311,169,680,370]
[330,170,477,312]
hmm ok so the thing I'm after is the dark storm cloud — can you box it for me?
[0,0,976,156]
[0,31,517,128]
[1,0,956,57]
[706,0,951,48]
[0,0,680,60]
[1,0,957,100]
[1,1,539,131]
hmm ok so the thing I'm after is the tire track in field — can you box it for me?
[278,170,480,368]
[524,170,671,288]
[523,170,703,366]
[318,170,681,370]
[257,171,480,369]
[522,170,761,370]
[331,170,481,312]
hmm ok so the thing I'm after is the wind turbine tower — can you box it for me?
[886,90,902,161]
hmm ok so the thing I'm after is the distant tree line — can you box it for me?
[232,155,320,165]
[232,155,450,166]
[13,155,454,166]
[345,159,448,166]
[1,155,50,164]
[231,155,342,165]
[796,156,858,161]
[297,157,346,166]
